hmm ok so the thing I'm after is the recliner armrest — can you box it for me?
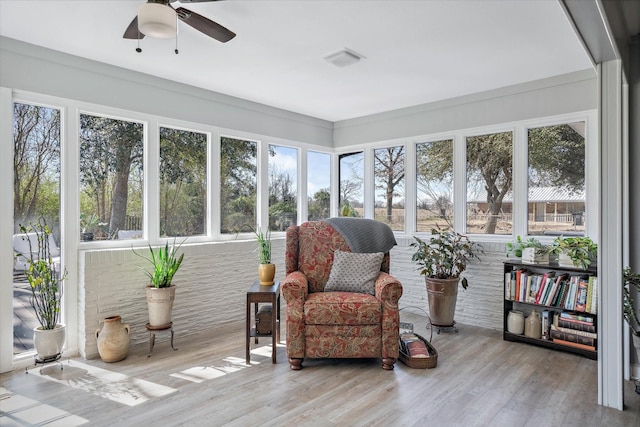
[374,272,403,305]
[281,271,309,304]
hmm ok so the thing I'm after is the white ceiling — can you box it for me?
[0,0,593,122]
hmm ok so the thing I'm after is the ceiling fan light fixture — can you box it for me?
[138,3,177,39]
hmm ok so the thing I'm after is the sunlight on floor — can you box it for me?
[27,361,176,407]
[0,387,89,426]
[169,345,284,383]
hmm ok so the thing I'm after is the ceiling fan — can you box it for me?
[123,0,235,43]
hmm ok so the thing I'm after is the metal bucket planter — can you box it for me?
[425,277,460,327]
[147,286,176,328]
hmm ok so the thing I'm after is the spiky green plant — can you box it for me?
[133,239,185,288]
[19,219,67,330]
[255,227,271,264]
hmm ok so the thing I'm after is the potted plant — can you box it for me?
[411,228,482,327]
[255,226,275,285]
[623,267,640,361]
[134,239,185,328]
[19,219,67,361]
[507,236,550,264]
[80,212,99,241]
[550,236,597,269]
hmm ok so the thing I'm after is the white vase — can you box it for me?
[33,324,66,360]
[147,286,176,328]
[507,310,525,335]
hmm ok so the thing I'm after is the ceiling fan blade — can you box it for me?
[123,16,145,39]
[175,7,236,43]
[174,0,223,3]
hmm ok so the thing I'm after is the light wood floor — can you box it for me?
[1,312,639,426]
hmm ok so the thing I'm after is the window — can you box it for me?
[269,145,298,231]
[13,102,62,354]
[79,114,144,240]
[416,139,454,231]
[159,127,207,237]
[307,151,330,221]
[466,131,513,235]
[374,146,405,231]
[527,122,585,236]
[220,137,257,234]
[338,152,363,217]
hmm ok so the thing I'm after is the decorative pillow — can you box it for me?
[324,250,383,295]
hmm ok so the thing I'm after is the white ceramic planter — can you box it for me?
[522,248,549,265]
[33,324,66,360]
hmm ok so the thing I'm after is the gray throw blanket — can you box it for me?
[324,217,397,253]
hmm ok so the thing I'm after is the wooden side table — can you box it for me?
[246,280,280,364]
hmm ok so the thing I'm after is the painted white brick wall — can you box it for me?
[80,238,286,359]
[390,237,507,331]
[79,235,506,359]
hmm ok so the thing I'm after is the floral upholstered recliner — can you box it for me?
[281,220,403,370]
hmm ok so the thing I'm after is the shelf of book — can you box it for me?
[503,261,597,360]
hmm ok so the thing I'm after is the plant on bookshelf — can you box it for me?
[506,235,550,264]
[550,236,597,270]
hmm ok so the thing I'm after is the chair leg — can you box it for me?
[381,357,396,370]
[289,358,303,370]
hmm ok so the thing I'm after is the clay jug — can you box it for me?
[96,315,130,362]
[507,310,525,335]
[524,310,542,339]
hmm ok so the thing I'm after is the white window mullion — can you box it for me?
[512,126,527,237]
[146,119,160,243]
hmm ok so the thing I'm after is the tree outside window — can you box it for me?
[466,131,513,235]
[338,152,363,217]
[79,114,143,240]
[220,137,257,234]
[159,127,207,237]
[416,139,454,231]
[307,151,330,221]
[527,122,585,236]
[374,146,405,231]
[269,145,298,231]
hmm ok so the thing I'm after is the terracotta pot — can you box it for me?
[33,324,66,360]
[258,263,276,285]
[96,315,130,362]
[147,286,176,328]
[425,277,460,327]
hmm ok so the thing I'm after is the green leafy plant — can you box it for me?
[506,235,548,258]
[80,212,99,233]
[19,219,67,330]
[410,228,482,289]
[133,239,185,288]
[624,266,640,336]
[550,236,597,269]
[255,226,272,264]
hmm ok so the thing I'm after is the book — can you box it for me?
[534,272,555,304]
[575,278,589,312]
[505,272,511,300]
[542,310,552,339]
[552,338,596,352]
[550,325,596,346]
[585,276,594,313]
[560,312,594,323]
[545,274,567,306]
[590,277,598,314]
[557,318,597,333]
[553,324,597,339]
